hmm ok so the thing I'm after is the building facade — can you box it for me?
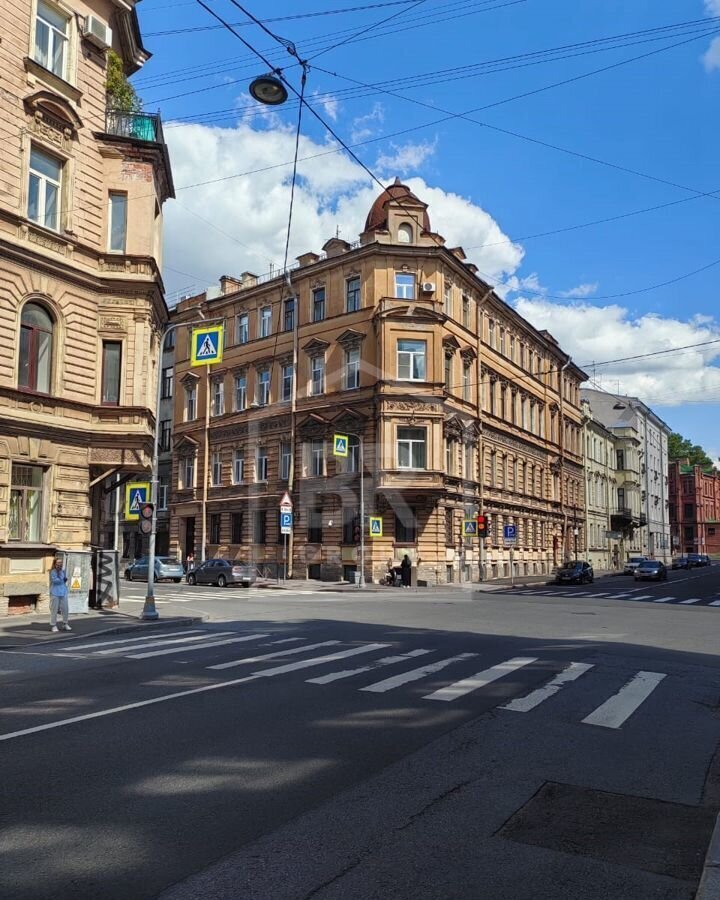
[170,182,586,584]
[668,460,720,558]
[581,399,617,571]
[0,0,173,614]
[581,389,670,564]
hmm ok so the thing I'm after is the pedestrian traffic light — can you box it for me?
[353,519,361,545]
[138,502,154,535]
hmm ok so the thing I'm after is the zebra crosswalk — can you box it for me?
[513,586,720,607]
[21,627,670,730]
[119,587,331,604]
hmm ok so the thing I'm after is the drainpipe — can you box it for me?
[476,287,493,582]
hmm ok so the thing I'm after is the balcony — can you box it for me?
[610,507,647,529]
[105,109,165,144]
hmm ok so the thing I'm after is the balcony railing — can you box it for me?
[105,109,165,144]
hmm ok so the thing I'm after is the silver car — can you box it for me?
[124,557,185,583]
[186,558,256,587]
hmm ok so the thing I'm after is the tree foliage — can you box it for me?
[668,432,715,468]
[106,50,142,112]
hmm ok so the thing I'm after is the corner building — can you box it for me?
[0,1,173,614]
[171,182,586,584]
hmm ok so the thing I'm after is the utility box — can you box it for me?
[95,549,120,608]
[58,550,92,614]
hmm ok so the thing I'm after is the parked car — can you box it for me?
[687,553,711,567]
[186,558,256,587]
[555,561,594,585]
[634,560,668,581]
[623,557,647,575]
[671,556,690,570]
[124,557,185,582]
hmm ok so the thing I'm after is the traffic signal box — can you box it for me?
[477,514,491,539]
[138,502,154,535]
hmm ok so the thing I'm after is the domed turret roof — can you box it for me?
[364,177,431,233]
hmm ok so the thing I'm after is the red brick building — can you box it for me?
[668,460,720,557]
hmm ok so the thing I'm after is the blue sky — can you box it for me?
[133,0,720,457]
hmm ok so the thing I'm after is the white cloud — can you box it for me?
[350,103,384,142]
[705,0,720,15]
[512,296,720,406]
[703,36,720,71]
[162,121,524,297]
[376,138,437,175]
[315,92,339,121]
[557,282,599,299]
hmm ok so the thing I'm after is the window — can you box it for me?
[397,427,426,469]
[444,354,452,392]
[462,362,471,401]
[397,340,426,381]
[18,303,53,393]
[9,464,44,542]
[444,283,453,317]
[445,509,454,545]
[259,306,272,338]
[465,444,474,480]
[232,450,244,483]
[256,446,268,482]
[308,507,323,543]
[257,368,270,406]
[253,510,266,544]
[158,480,168,511]
[345,347,360,390]
[234,373,247,411]
[509,335,515,360]
[462,296,470,328]
[231,512,243,544]
[311,356,325,396]
[488,319,495,347]
[107,192,128,253]
[211,379,224,416]
[101,341,122,405]
[310,439,324,476]
[343,508,359,544]
[209,513,221,545]
[446,439,454,475]
[346,277,360,312]
[499,328,506,356]
[345,436,360,473]
[159,419,171,452]
[395,272,415,300]
[281,364,294,401]
[395,507,417,543]
[313,287,325,322]
[163,331,175,351]
[181,456,195,489]
[616,449,625,470]
[28,146,62,231]
[34,1,69,79]
[280,442,291,480]
[185,383,197,421]
[161,366,173,399]
[211,451,222,486]
[235,313,249,345]
[283,297,295,331]
[683,503,694,519]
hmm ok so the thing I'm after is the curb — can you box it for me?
[0,615,206,650]
[696,812,720,899]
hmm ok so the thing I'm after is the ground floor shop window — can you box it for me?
[209,513,221,544]
[395,506,417,543]
[308,507,323,543]
[9,464,44,541]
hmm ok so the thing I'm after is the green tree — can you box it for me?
[106,50,142,112]
[668,431,715,468]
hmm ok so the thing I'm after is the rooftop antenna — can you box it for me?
[335,224,341,239]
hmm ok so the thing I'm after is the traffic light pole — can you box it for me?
[359,435,365,590]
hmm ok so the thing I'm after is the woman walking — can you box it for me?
[49,558,71,633]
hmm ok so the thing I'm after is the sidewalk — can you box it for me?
[0,605,203,650]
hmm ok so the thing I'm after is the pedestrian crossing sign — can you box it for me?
[125,482,150,521]
[191,325,224,367]
[464,519,478,536]
[333,434,349,457]
[369,516,383,538]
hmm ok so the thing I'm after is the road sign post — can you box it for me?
[503,524,517,587]
[333,433,365,589]
[369,516,383,538]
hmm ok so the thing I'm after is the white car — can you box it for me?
[623,556,647,575]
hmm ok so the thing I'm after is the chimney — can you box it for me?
[220,275,243,295]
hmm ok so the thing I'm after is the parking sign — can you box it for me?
[503,524,517,545]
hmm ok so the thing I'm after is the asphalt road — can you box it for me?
[1,567,719,900]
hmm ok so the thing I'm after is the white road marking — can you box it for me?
[605,593,632,599]
[423,656,538,703]
[255,643,391,677]
[652,596,675,603]
[128,633,270,659]
[306,649,432,684]
[264,637,304,644]
[59,630,207,652]
[680,598,703,604]
[95,632,236,655]
[632,595,654,600]
[582,671,666,729]
[360,653,477,694]
[501,662,594,712]
[208,640,341,670]
[709,600,720,607]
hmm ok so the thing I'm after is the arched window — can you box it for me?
[397,222,413,243]
[18,302,53,393]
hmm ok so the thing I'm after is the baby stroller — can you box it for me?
[382,566,403,587]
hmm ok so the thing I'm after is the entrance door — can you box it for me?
[184,516,196,561]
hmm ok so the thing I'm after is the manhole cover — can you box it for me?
[498,781,716,882]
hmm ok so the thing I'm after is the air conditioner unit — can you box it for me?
[421,281,436,293]
[83,16,112,49]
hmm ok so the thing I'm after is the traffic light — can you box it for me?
[477,514,487,538]
[138,502,154,535]
[353,517,361,545]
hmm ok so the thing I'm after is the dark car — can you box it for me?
[186,558,256,587]
[671,556,690,570]
[634,560,668,581]
[124,557,185,582]
[555,561,594,585]
[687,553,711,567]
